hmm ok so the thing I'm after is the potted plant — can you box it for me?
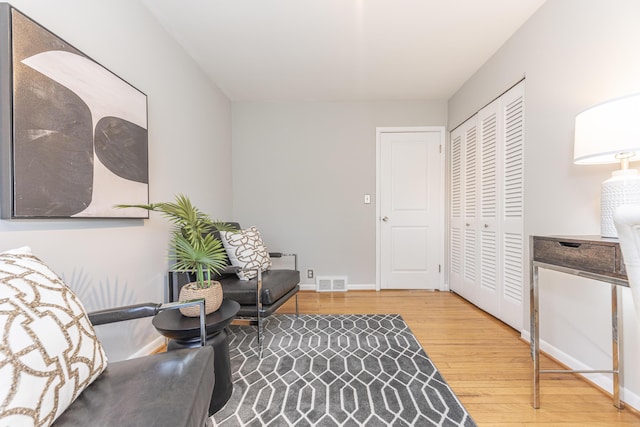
[117,194,234,316]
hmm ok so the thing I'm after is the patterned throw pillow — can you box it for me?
[0,247,108,427]
[220,227,272,280]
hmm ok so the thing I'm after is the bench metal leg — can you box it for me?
[257,269,263,358]
[257,313,263,358]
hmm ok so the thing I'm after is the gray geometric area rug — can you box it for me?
[212,314,476,427]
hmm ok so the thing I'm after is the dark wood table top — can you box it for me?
[531,235,627,283]
[152,299,240,340]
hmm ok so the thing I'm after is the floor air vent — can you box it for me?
[316,276,348,292]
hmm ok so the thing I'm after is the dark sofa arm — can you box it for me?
[88,299,208,346]
[89,302,162,325]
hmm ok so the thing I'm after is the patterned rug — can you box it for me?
[212,314,476,427]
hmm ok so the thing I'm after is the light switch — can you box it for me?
[364,194,371,204]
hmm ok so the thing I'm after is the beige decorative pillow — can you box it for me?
[220,226,272,280]
[0,247,108,426]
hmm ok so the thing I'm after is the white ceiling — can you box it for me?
[142,0,545,102]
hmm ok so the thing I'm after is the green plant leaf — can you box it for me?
[116,194,237,289]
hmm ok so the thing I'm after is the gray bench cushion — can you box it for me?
[220,269,300,305]
[54,347,214,427]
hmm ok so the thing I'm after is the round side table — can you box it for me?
[152,299,240,415]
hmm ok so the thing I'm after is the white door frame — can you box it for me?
[375,126,447,291]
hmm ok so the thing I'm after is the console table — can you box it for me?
[530,235,628,409]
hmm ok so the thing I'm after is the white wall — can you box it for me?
[2,0,233,361]
[232,101,447,287]
[449,0,640,409]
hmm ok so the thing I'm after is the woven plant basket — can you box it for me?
[178,281,223,317]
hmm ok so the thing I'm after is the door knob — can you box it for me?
[382,216,389,222]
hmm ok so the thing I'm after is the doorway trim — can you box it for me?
[375,126,447,291]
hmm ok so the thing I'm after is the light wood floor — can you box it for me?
[277,290,640,426]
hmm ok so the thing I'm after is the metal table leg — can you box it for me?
[531,271,624,410]
[611,284,623,409]
[531,264,540,408]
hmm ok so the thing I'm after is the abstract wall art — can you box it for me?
[0,4,149,218]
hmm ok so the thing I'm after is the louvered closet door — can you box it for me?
[449,128,464,295]
[448,81,525,331]
[476,100,500,315]
[449,119,478,300]
[499,82,525,330]
[462,122,479,301]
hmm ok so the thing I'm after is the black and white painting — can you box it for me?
[0,5,148,218]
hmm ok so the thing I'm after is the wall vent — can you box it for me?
[316,276,348,292]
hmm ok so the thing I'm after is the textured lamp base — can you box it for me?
[601,169,640,238]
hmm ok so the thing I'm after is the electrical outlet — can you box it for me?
[307,269,314,279]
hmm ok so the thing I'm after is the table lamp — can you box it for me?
[574,93,640,238]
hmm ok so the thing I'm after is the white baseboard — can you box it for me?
[299,283,377,291]
[520,330,639,411]
[346,283,376,291]
[128,336,165,359]
[300,284,444,292]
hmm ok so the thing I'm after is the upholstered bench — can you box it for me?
[218,265,300,317]
[169,222,300,353]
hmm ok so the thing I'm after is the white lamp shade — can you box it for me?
[574,93,640,164]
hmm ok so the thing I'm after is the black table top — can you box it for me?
[152,299,240,340]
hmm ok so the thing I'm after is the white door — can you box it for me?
[378,128,444,290]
